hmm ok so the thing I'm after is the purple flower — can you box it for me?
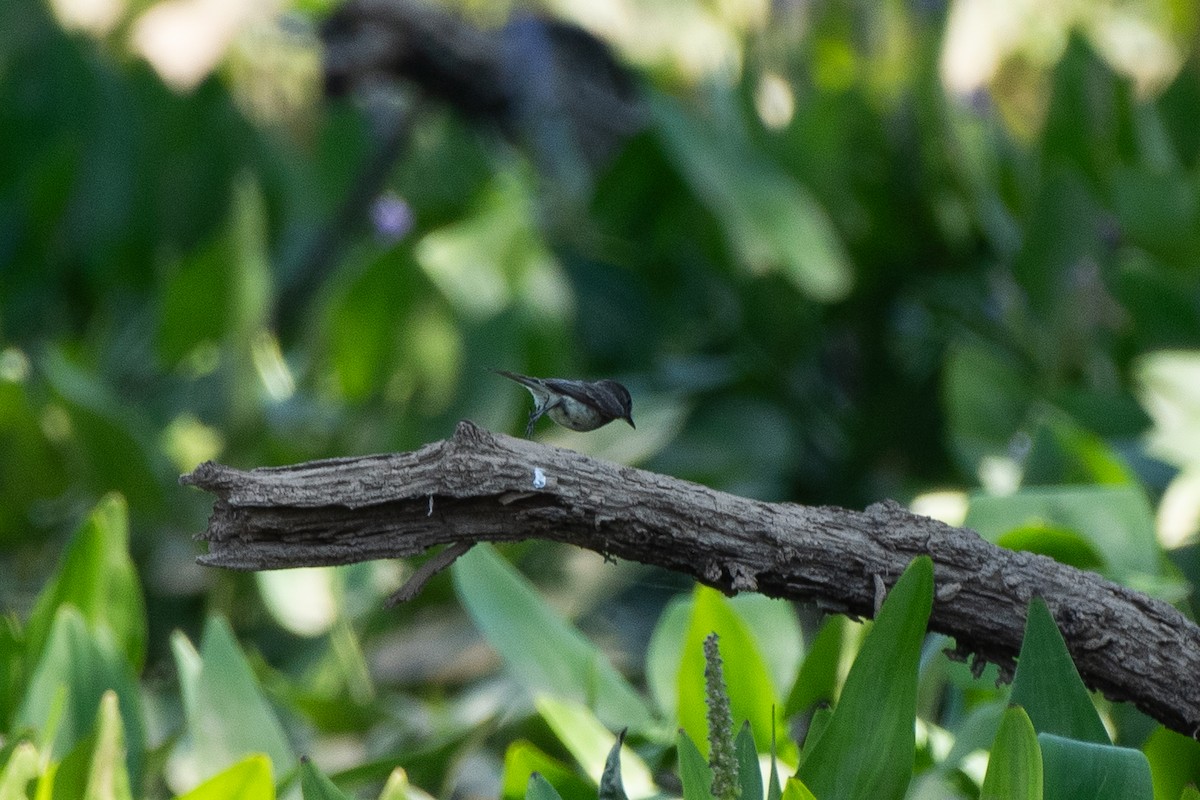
[371,194,414,242]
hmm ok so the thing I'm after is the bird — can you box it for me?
[493,370,635,437]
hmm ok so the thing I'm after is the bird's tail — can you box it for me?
[490,369,542,390]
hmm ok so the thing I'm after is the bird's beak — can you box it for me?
[625,416,635,429]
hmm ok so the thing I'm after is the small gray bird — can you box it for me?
[494,370,635,437]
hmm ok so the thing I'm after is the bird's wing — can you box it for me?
[542,378,625,416]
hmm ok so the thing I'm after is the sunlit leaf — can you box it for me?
[501,741,590,800]
[1143,725,1200,800]
[453,545,652,731]
[26,494,147,671]
[171,617,294,782]
[534,696,656,799]
[16,607,144,786]
[677,586,792,763]
[175,755,275,800]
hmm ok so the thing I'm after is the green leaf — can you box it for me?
[677,730,715,800]
[645,598,690,720]
[677,586,792,764]
[300,757,350,800]
[783,616,844,718]
[175,755,275,800]
[1143,725,1200,800]
[651,93,852,302]
[980,706,1042,800]
[15,606,144,787]
[40,350,165,514]
[25,494,147,671]
[795,557,933,800]
[452,545,652,731]
[526,773,565,800]
[1009,598,1109,744]
[966,485,1162,589]
[501,742,590,800]
[0,742,40,800]
[735,722,763,800]
[1039,733,1152,799]
[598,729,629,800]
[0,615,24,733]
[942,342,1033,470]
[534,696,655,798]
[377,768,431,800]
[649,595,801,723]
[85,691,132,800]
[766,731,782,800]
[171,617,294,782]
[779,778,817,800]
[995,524,1105,572]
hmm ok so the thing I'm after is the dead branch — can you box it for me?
[181,420,1200,739]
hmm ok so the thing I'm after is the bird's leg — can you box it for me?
[524,397,560,438]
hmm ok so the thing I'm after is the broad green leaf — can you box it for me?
[735,722,762,800]
[796,557,933,800]
[534,696,655,799]
[645,599,690,719]
[980,706,1041,800]
[452,545,651,731]
[728,596,803,697]
[175,755,275,800]
[15,607,143,786]
[377,767,435,800]
[784,616,844,717]
[85,691,132,800]
[648,595,800,723]
[0,742,40,800]
[995,524,1104,572]
[526,773,565,800]
[966,485,1161,588]
[25,494,146,670]
[677,731,714,800]
[171,617,294,782]
[1009,598,1109,744]
[651,94,852,302]
[300,758,350,800]
[779,778,817,800]
[1143,725,1200,800]
[598,729,629,800]
[1039,733,1152,799]
[501,742,590,800]
[677,586,792,763]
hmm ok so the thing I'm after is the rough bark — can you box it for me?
[181,420,1200,739]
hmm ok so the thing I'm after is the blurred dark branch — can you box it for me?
[279,0,644,335]
[181,420,1200,740]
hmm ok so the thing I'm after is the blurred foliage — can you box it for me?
[4,0,1200,796]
